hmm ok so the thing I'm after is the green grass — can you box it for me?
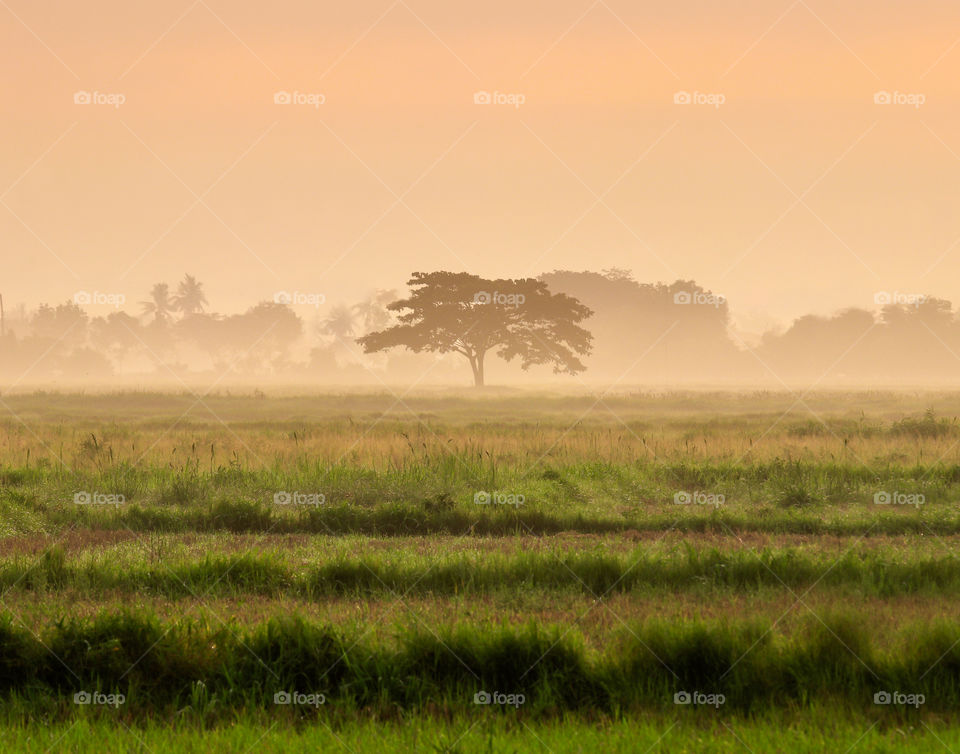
[5,390,960,749]
[3,713,958,753]
[8,545,960,599]
[26,500,960,537]
[1,610,959,717]
[5,457,959,507]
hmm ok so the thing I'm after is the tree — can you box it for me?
[90,311,141,374]
[319,304,357,341]
[173,274,208,315]
[233,302,303,373]
[31,301,88,347]
[140,283,176,325]
[357,271,593,386]
[539,270,743,382]
[318,304,361,365]
[25,301,89,375]
[352,288,397,334]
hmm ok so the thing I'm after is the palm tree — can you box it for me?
[319,304,357,341]
[318,304,360,365]
[173,274,207,315]
[352,289,396,334]
[140,283,176,325]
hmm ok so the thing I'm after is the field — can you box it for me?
[2,389,960,751]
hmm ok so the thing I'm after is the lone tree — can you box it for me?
[357,271,593,386]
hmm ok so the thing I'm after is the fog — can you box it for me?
[1,269,956,389]
[4,0,960,390]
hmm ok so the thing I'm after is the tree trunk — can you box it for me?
[467,351,485,387]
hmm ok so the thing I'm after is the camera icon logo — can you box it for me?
[474,690,491,704]
[73,291,92,305]
[74,91,91,105]
[873,691,892,705]
[674,691,692,704]
[873,491,891,505]
[74,491,92,505]
[274,91,292,105]
[73,690,92,705]
[474,491,491,505]
[673,491,692,505]
[274,690,292,704]
[874,91,892,105]
[673,91,691,105]
[673,291,692,305]
[273,291,293,305]
[873,291,892,305]
[473,291,492,304]
[273,491,292,505]
[473,91,491,105]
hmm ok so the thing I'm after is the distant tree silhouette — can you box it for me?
[140,283,176,326]
[756,297,958,382]
[318,304,360,364]
[757,308,874,380]
[352,289,397,334]
[173,274,208,315]
[31,301,87,347]
[176,312,227,369]
[12,269,958,385]
[234,302,303,373]
[320,304,358,341]
[540,269,741,382]
[357,271,592,386]
[90,311,141,374]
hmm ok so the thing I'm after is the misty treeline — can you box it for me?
[0,270,956,384]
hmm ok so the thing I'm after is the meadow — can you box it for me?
[1,389,960,751]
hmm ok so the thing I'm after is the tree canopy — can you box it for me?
[356,271,593,386]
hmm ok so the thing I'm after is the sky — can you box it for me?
[2,0,960,332]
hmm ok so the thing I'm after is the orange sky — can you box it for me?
[3,0,960,332]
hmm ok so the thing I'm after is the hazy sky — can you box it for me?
[3,0,960,330]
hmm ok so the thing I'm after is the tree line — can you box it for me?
[0,270,956,385]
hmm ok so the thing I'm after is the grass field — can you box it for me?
[2,390,960,751]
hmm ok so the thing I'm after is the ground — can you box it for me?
[0,389,959,752]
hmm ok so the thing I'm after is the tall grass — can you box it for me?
[0,611,958,717]
[7,547,960,598]
[2,451,959,537]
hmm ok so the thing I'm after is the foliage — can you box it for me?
[358,271,593,386]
